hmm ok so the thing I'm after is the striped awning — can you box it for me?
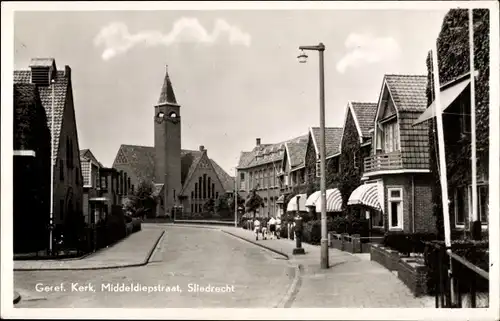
[286,193,307,212]
[348,183,381,210]
[276,195,285,204]
[315,188,343,213]
[305,191,321,207]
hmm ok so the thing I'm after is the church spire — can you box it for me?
[157,65,178,106]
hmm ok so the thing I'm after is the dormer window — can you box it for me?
[29,58,57,86]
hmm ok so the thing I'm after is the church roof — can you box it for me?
[112,144,234,193]
[157,65,178,106]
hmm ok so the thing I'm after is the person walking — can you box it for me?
[261,218,268,240]
[268,216,277,239]
[275,216,281,239]
[253,218,261,241]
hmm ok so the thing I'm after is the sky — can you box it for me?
[14,8,449,176]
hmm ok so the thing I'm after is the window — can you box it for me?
[240,172,245,181]
[372,209,384,228]
[388,187,403,230]
[191,204,194,213]
[100,175,107,189]
[383,120,400,153]
[353,152,360,169]
[216,192,219,199]
[173,189,176,200]
[454,187,466,226]
[468,185,489,224]
[59,159,64,181]
[191,191,194,199]
[315,161,321,178]
[60,200,65,220]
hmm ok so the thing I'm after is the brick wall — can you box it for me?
[381,174,433,233]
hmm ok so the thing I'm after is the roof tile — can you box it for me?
[350,102,377,137]
[385,75,428,112]
[311,127,343,157]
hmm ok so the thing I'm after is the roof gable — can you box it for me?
[384,74,428,113]
[350,102,378,137]
[14,68,69,158]
[311,127,343,158]
[80,149,102,167]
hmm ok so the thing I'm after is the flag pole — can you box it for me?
[432,45,455,305]
[469,8,479,230]
[431,47,452,248]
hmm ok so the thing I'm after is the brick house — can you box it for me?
[236,135,307,218]
[337,102,378,218]
[112,66,233,217]
[302,127,343,216]
[14,58,84,234]
[353,74,435,234]
[13,84,51,253]
[80,149,132,224]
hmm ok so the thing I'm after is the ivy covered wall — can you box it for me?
[427,9,490,236]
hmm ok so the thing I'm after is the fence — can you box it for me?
[424,241,489,308]
[328,232,384,253]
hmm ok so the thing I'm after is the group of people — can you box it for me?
[253,216,281,241]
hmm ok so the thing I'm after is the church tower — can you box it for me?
[154,65,182,215]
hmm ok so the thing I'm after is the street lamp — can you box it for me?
[297,42,329,269]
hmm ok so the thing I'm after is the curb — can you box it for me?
[167,224,220,230]
[221,230,289,260]
[13,231,165,272]
[276,264,302,308]
[13,291,21,304]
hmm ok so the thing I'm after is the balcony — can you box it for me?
[364,151,403,173]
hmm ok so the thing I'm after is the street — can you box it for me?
[14,225,294,308]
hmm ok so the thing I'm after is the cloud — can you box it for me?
[336,33,401,74]
[94,18,251,60]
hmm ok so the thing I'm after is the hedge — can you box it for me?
[383,232,439,256]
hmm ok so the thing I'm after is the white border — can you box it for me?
[2,1,499,321]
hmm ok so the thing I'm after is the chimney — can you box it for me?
[256,138,261,146]
[64,65,71,79]
[199,145,205,152]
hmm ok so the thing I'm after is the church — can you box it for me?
[112,66,234,217]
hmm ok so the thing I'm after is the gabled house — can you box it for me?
[14,58,84,233]
[13,84,51,253]
[351,74,435,234]
[304,127,343,187]
[337,102,378,216]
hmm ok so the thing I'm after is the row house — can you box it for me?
[81,149,133,225]
[14,58,84,241]
[237,136,307,218]
[278,136,309,213]
[13,83,51,253]
[350,75,435,234]
[294,127,344,217]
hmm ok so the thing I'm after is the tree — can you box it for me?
[124,180,156,218]
[228,193,245,212]
[245,189,264,220]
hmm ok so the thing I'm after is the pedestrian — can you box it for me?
[275,216,281,239]
[253,218,261,241]
[261,218,268,240]
[268,216,276,239]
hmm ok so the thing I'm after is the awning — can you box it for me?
[286,193,307,212]
[276,195,285,204]
[316,188,343,212]
[413,77,471,126]
[89,197,109,202]
[348,183,381,210]
[305,191,321,207]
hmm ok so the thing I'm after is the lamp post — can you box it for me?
[49,78,55,255]
[297,43,329,269]
[234,168,238,227]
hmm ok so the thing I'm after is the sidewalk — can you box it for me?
[14,225,165,271]
[219,226,435,308]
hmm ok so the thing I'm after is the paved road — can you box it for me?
[14,225,294,308]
